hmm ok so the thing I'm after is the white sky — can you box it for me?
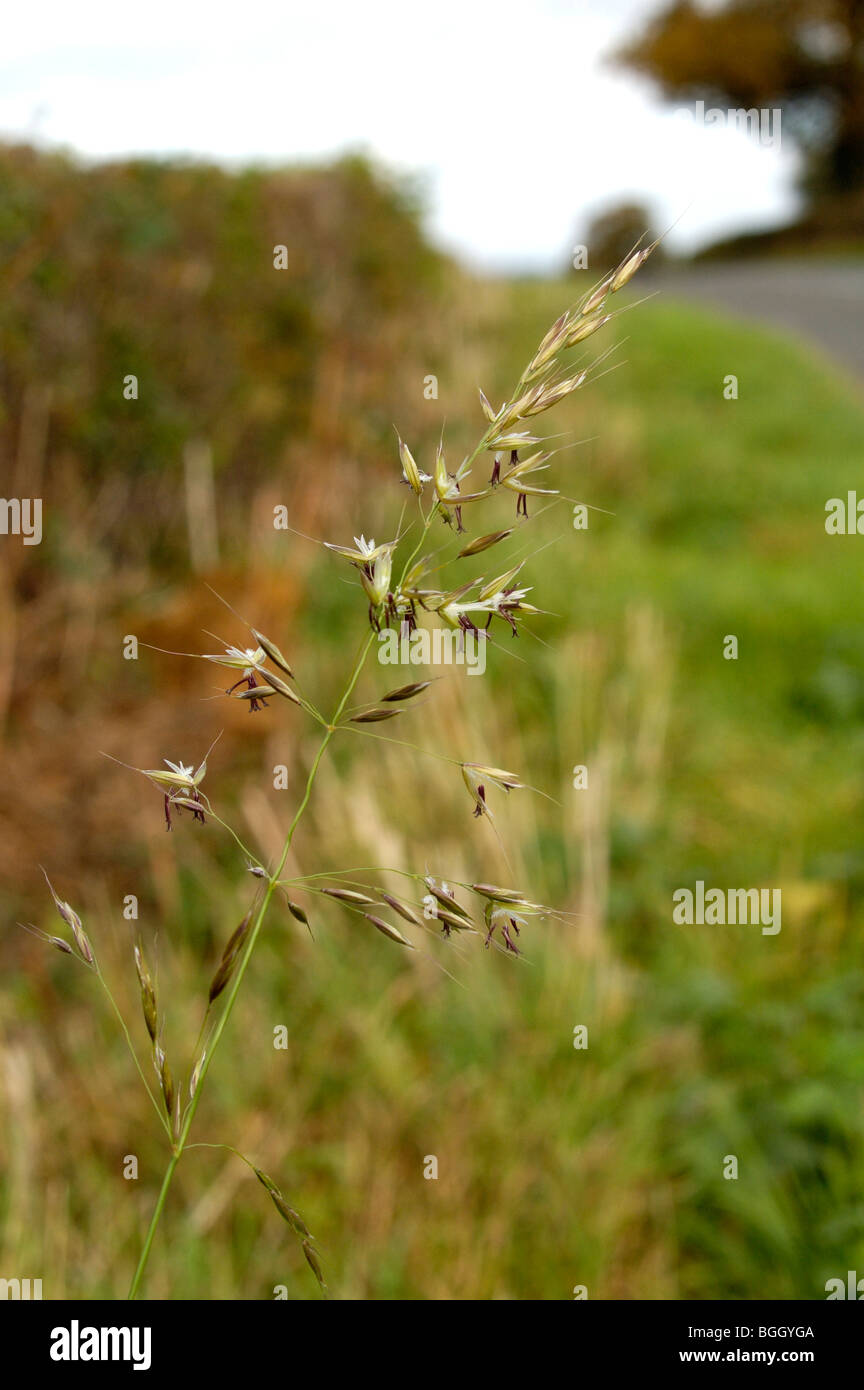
[0,0,799,269]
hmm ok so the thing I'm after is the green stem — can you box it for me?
[205,807,268,875]
[127,633,375,1299]
[96,968,172,1139]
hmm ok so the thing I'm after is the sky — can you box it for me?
[0,0,799,270]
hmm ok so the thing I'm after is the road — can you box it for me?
[649,260,864,382]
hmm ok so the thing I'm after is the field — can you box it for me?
[2,177,864,1297]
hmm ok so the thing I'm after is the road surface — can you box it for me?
[649,260,864,382]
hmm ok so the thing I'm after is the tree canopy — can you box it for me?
[616,1,864,200]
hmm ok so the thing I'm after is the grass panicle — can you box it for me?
[28,239,657,1298]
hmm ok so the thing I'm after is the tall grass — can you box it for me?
[4,266,864,1300]
[11,240,662,1299]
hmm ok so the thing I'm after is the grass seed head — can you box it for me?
[232,683,280,702]
[380,681,431,702]
[350,706,403,723]
[302,1239,327,1291]
[170,796,210,815]
[457,529,513,558]
[202,644,266,671]
[462,762,523,791]
[322,887,377,905]
[154,1044,175,1119]
[531,310,569,362]
[398,435,424,495]
[379,892,423,927]
[431,906,475,934]
[486,429,541,452]
[208,910,253,1003]
[470,883,527,903]
[580,275,614,315]
[254,1169,321,1286]
[134,943,159,1043]
[220,909,254,962]
[477,564,524,602]
[484,904,526,955]
[462,762,523,818]
[42,872,95,966]
[189,1050,206,1101]
[610,240,657,291]
[257,670,301,704]
[565,312,611,346]
[18,922,75,957]
[250,628,294,678]
[364,913,413,947]
[272,1193,311,1239]
[423,878,472,921]
[363,553,394,608]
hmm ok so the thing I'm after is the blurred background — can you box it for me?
[1,0,864,1300]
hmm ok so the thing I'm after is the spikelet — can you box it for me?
[253,1168,326,1293]
[379,892,423,927]
[565,312,611,346]
[321,887,377,905]
[350,707,403,723]
[250,629,294,678]
[302,1241,327,1289]
[232,684,281,702]
[470,883,527,904]
[134,944,158,1043]
[207,909,253,1005]
[258,670,302,704]
[430,905,475,934]
[611,238,659,290]
[423,878,472,922]
[189,1050,206,1102]
[17,922,74,957]
[457,529,513,558]
[397,435,424,495]
[154,1042,175,1121]
[580,275,615,316]
[364,913,413,947]
[42,872,95,967]
[380,681,431,702]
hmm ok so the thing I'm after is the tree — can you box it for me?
[616,1,864,201]
[583,202,663,273]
